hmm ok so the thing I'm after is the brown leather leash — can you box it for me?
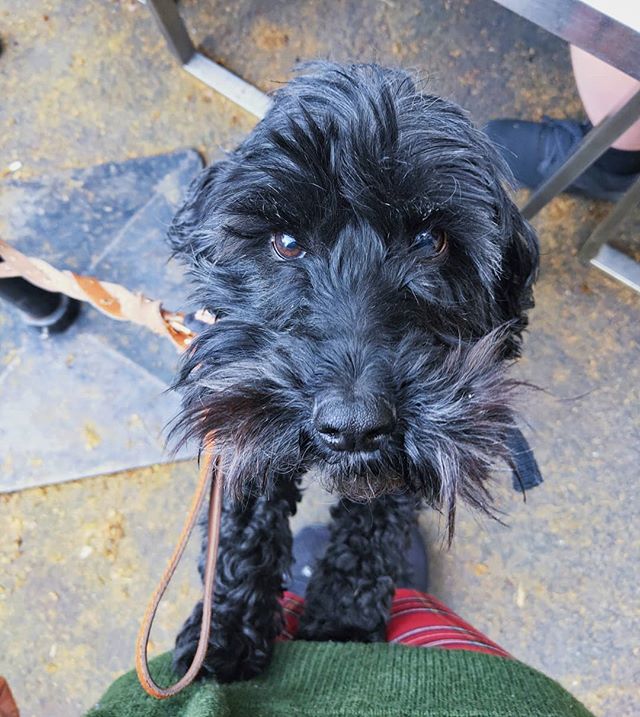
[0,238,198,351]
[0,237,226,699]
[135,437,223,699]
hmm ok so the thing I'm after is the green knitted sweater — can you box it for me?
[86,643,595,717]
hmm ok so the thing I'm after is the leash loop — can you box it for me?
[135,437,222,699]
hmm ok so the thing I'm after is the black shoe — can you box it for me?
[286,522,429,595]
[404,521,429,592]
[287,524,331,596]
[484,117,640,202]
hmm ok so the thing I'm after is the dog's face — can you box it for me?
[170,63,538,527]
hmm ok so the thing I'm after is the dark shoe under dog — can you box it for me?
[288,521,429,596]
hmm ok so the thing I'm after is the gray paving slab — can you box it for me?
[0,151,203,491]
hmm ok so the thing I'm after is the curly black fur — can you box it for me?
[169,62,538,682]
[297,493,417,642]
[173,475,301,682]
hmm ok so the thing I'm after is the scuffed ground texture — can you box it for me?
[0,1,638,715]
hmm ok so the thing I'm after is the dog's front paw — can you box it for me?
[297,578,392,644]
[173,601,273,683]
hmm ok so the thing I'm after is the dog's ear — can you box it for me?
[493,186,539,358]
[168,162,228,265]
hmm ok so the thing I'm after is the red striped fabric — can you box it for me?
[277,588,510,659]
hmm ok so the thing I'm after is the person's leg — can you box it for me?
[570,47,640,150]
[386,589,510,657]
[485,47,640,201]
[278,591,306,641]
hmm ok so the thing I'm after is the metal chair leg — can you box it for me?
[145,0,271,119]
[575,175,640,293]
[578,175,640,263]
[145,0,195,64]
[588,245,640,293]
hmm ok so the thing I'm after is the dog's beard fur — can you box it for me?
[168,62,538,536]
[172,323,518,537]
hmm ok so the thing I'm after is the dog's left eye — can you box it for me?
[271,232,306,260]
[413,228,448,257]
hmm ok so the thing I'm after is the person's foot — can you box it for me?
[404,522,429,592]
[287,524,331,596]
[484,117,640,202]
[286,521,429,595]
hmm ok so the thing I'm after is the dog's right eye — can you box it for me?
[413,228,448,258]
[271,232,306,260]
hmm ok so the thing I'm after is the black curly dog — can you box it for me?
[168,63,538,683]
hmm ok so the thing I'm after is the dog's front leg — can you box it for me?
[173,475,301,683]
[298,493,416,643]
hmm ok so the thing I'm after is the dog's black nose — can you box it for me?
[313,395,396,452]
